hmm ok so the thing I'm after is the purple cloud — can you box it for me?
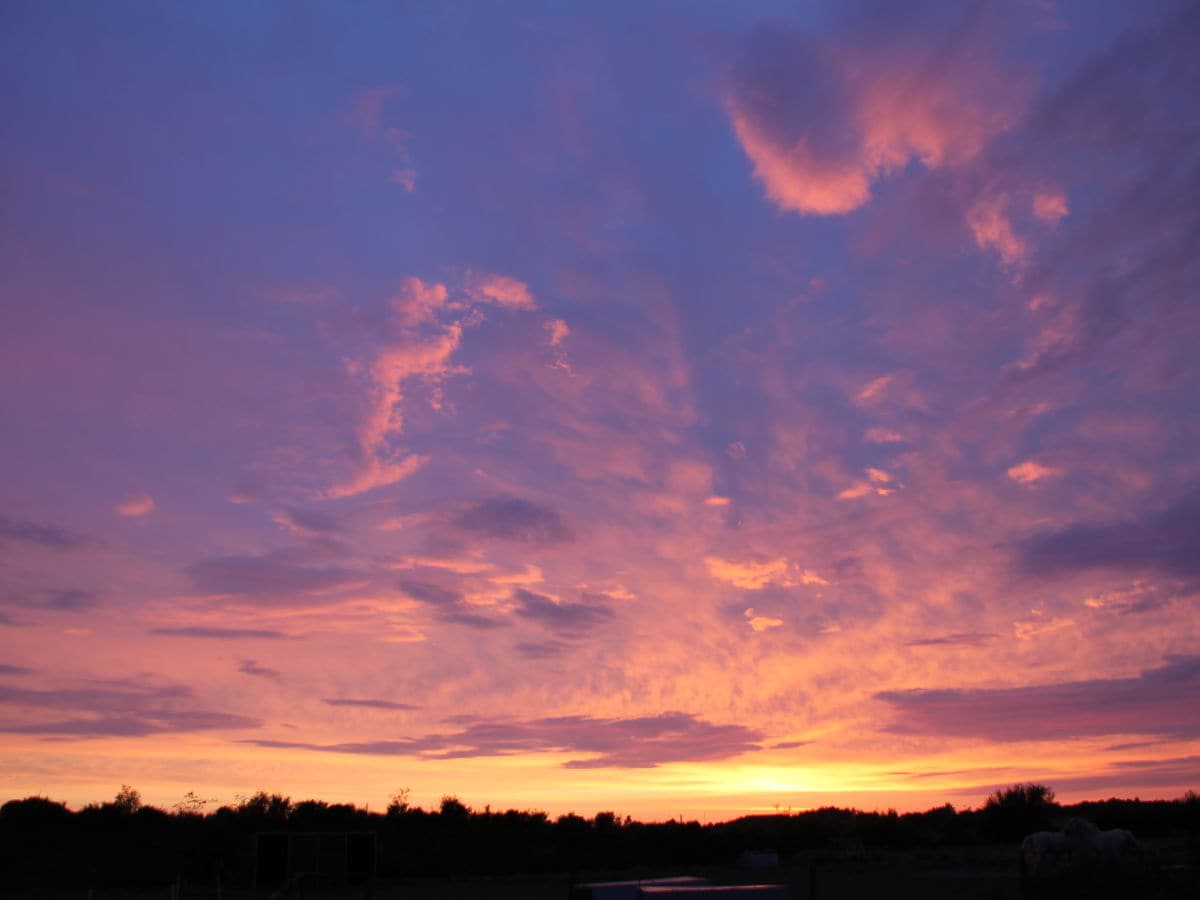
[240,711,763,768]
[453,498,573,545]
[5,588,100,613]
[40,589,100,612]
[769,740,813,750]
[397,578,505,629]
[184,551,357,598]
[513,588,615,637]
[238,659,281,679]
[877,656,1200,742]
[438,607,506,630]
[0,515,91,550]
[323,697,422,711]
[0,680,261,738]
[1016,490,1200,578]
[151,626,289,639]
[278,506,342,534]
[397,579,461,606]
[514,640,571,659]
[904,632,998,648]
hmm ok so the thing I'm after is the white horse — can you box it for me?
[1021,819,1140,894]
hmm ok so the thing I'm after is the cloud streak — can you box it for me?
[241,711,763,768]
[0,680,261,738]
[877,656,1200,742]
[1016,491,1200,578]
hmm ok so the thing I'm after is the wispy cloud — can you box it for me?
[0,515,91,550]
[184,550,359,599]
[453,498,573,545]
[512,588,615,637]
[328,273,537,498]
[0,679,261,738]
[323,698,422,711]
[241,711,763,768]
[238,659,281,679]
[151,626,289,640]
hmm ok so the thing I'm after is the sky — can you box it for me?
[1,0,1198,821]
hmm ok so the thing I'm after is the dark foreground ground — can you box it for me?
[13,838,1198,900]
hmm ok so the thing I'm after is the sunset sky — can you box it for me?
[2,0,1198,821]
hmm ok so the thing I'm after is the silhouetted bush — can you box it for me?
[980,782,1059,841]
[3,784,1196,888]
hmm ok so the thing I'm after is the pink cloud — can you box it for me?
[1033,187,1069,223]
[967,193,1028,269]
[466,273,536,310]
[345,85,404,136]
[544,318,570,347]
[1007,459,1061,484]
[864,427,904,444]
[328,272,537,497]
[725,18,1021,216]
[391,276,450,327]
[725,103,871,215]
[325,454,430,500]
[854,374,894,406]
[390,168,417,192]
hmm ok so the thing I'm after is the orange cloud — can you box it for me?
[706,556,790,590]
[745,608,784,632]
[837,483,873,501]
[1013,609,1075,640]
[114,493,155,517]
[1007,459,1061,484]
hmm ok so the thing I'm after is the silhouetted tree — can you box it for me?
[173,791,215,816]
[112,784,142,814]
[981,782,1058,841]
[387,787,412,815]
[235,791,293,821]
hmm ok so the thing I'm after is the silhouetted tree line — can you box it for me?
[2,784,1197,888]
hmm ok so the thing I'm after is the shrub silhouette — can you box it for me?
[982,782,1058,841]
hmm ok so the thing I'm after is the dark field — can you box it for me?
[12,840,1199,900]
[6,789,1198,900]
